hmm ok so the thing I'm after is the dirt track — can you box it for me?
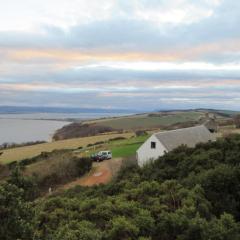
[61,158,123,190]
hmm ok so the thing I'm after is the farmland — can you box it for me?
[86,111,205,129]
[0,132,135,164]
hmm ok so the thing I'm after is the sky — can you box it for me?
[0,0,240,111]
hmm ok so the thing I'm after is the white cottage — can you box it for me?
[136,125,216,167]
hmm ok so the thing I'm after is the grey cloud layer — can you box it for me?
[1,66,240,110]
[1,0,240,109]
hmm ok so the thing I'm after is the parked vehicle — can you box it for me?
[100,151,112,160]
[90,153,100,161]
[91,151,112,162]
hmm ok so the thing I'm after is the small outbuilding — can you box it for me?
[136,125,216,167]
[204,119,218,133]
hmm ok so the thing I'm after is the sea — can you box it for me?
[0,112,129,145]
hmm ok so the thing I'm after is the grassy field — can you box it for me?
[111,143,142,158]
[111,135,148,158]
[76,135,149,159]
[89,111,204,130]
[0,132,135,164]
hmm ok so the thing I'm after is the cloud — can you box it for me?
[0,0,221,32]
[1,12,240,64]
[0,0,240,110]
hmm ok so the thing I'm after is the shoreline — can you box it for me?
[0,112,135,145]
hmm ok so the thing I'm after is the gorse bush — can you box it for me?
[2,134,240,239]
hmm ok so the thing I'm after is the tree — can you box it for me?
[135,130,147,137]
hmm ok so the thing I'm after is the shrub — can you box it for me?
[36,157,92,192]
[135,130,147,137]
[109,137,126,141]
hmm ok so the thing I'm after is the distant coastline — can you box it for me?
[0,106,137,114]
[0,110,135,145]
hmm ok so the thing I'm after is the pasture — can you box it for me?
[77,135,149,159]
[88,111,204,130]
[0,132,135,164]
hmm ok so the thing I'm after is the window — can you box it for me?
[151,141,156,149]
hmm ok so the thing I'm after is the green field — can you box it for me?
[111,135,148,158]
[111,143,142,158]
[77,135,149,159]
[91,111,204,130]
[0,132,135,164]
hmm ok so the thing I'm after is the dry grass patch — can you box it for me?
[217,125,240,138]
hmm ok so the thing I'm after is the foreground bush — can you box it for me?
[2,135,240,239]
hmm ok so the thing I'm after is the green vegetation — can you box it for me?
[2,134,240,239]
[111,143,141,158]
[110,136,148,158]
[0,183,34,239]
[92,111,203,129]
[79,135,149,158]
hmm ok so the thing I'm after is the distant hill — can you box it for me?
[1,106,238,116]
[0,106,137,114]
[155,108,240,117]
[53,109,239,140]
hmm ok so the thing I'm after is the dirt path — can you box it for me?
[60,158,123,190]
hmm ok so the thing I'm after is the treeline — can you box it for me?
[53,123,117,140]
[0,140,46,150]
[1,135,240,239]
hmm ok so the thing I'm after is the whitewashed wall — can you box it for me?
[136,135,167,167]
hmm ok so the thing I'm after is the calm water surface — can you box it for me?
[0,112,132,144]
[0,118,70,145]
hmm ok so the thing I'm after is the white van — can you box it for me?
[98,151,112,160]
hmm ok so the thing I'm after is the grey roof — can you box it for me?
[154,125,216,152]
